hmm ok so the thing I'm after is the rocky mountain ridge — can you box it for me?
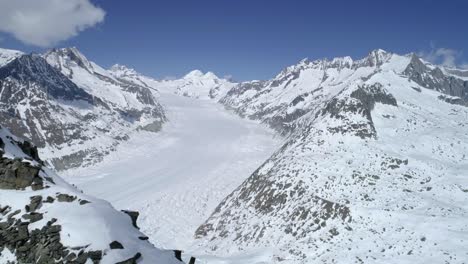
[0,47,166,170]
[194,50,468,263]
[0,124,183,264]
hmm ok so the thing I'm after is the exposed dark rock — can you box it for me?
[320,83,397,139]
[438,95,468,107]
[121,210,139,229]
[88,250,103,263]
[174,250,182,261]
[189,256,197,264]
[26,195,43,212]
[110,240,124,249]
[350,83,398,109]
[0,216,100,264]
[22,212,43,223]
[0,54,94,103]
[116,252,142,264]
[79,199,91,205]
[16,140,43,165]
[0,157,43,190]
[57,193,77,202]
[44,196,55,203]
[138,236,149,240]
[404,54,468,101]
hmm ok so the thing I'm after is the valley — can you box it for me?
[62,91,281,258]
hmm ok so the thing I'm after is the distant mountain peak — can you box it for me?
[45,46,94,74]
[184,69,205,78]
[109,63,139,76]
[204,71,219,79]
[0,47,23,67]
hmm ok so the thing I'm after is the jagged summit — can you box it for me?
[45,47,95,74]
[0,54,94,103]
[0,46,166,170]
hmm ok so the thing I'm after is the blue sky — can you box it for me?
[1,0,467,81]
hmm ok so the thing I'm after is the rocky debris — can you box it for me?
[115,252,142,264]
[0,216,102,264]
[22,212,43,223]
[0,130,181,264]
[0,157,43,190]
[110,240,124,249]
[121,210,139,229]
[26,195,43,212]
[79,199,91,205]
[44,196,55,203]
[56,193,77,202]
[438,95,468,107]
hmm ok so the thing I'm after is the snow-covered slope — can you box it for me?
[0,47,166,170]
[62,91,281,262]
[220,49,468,135]
[0,124,181,264]
[108,64,161,92]
[195,50,468,263]
[0,48,23,67]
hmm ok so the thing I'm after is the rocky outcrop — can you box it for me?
[0,158,42,190]
[0,126,182,264]
[404,54,468,100]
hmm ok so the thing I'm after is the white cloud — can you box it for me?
[420,46,467,69]
[0,0,105,47]
[223,74,233,81]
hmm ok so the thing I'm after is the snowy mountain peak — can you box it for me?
[45,47,94,74]
[184,69,205,79]
[363,48,393,66]
[0,53,94,103]
[0,47,23,67]
[204,71,219,79]
[110,63,136,73]
[109,63,141,78]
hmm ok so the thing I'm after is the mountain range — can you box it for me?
[194,49,468,263]
[0,46,467,263]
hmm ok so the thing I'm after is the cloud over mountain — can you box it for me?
[0,0,105,47]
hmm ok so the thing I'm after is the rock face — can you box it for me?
[404,54,468,100]
[0,47,166,170]
[0,125,181,264]
[195,50,468,263]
